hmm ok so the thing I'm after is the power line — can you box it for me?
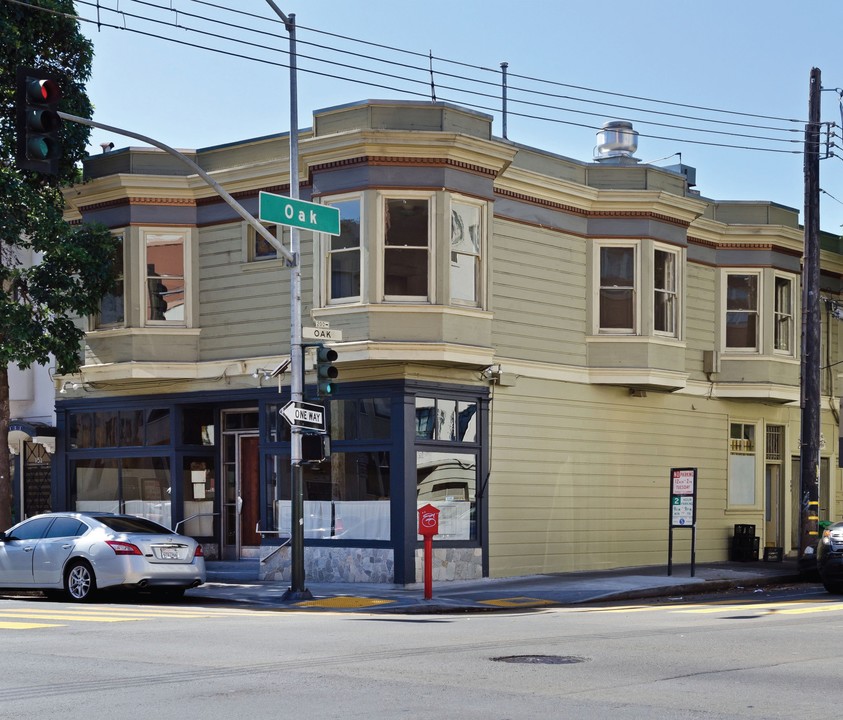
[8,0,824,154]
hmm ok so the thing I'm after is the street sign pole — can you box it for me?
[265,3,312,601]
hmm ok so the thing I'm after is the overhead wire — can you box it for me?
[10,0,828,155]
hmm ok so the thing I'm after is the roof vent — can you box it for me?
[594,121,639,164]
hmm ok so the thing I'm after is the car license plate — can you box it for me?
[160,547,179,559]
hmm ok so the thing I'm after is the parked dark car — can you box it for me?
[0,512,205,602]
[817,521,843,593]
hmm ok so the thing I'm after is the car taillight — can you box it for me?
[106,540,142,556]
[194,544,204,558]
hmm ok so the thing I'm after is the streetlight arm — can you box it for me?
[58,111,295,265]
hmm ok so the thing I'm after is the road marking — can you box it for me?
[479,597,555,608]
[296,597,395,609]
[0,603,265,630]
[0,621,63,630]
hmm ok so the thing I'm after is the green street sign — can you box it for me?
[259,191,340,235]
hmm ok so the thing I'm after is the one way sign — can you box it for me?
[280,400,325,431]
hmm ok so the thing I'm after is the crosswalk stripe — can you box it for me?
[0,621,63,629]
[0,611,139,623]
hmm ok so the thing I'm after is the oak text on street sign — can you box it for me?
[259,191,340,235]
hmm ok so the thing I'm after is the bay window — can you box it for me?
[598,244,636,332]
[327,197,362,303]
[774,275,794,353]
[654,248,678,335]
[95,231,125,328]
[725,273,759,350]
[450,200,482,305]
[143,229,187,324]
[384,196,430,300]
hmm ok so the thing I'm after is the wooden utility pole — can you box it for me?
[799,67,822,570]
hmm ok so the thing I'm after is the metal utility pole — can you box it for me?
[264,1,312,601]
[799,67,822,569]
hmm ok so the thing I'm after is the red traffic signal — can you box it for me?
[15,67,64,175]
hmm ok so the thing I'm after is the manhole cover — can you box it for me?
[491,655,588,665]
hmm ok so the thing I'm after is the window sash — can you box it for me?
[97,233,125,328]
[774,276,793,352]
[599,245,636,332]
[327,199,361,302]
[654,249,677,335]
[144,231,185,324]
[384,198,429,299]
[450,201,482,305]
[726,273,759,350]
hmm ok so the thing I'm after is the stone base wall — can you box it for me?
[414,547,483,582]
[260,546,395,583]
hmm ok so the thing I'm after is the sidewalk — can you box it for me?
[186,558,806,613]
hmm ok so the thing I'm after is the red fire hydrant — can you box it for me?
[417,503,440,600]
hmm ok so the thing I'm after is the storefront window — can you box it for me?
[71,457,171,526]
[69,409,170,448]
[330,398,391,440]
[415,398,477,442]
[271,451,391,540]
[182,408,214,445]
[416,451,476,540]
[122,457,171,527]
[72,458,119,513]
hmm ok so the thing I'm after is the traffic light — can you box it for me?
[15,66,63,175]
[315,345,338,398]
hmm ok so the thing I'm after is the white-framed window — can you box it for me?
[729,421,757,507]
[326,196,362,303]
[450,198,483,306]
[654,247,678,336]
[774,274,794,353]
[142,228,188,325]
[725,272,760,351]
[382,194,432,301]
[246,223,290,263]
[598,243,637,333]
[95,230,125,329]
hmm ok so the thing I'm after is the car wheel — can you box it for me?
[64,560,97,602]
[822,580,843,595]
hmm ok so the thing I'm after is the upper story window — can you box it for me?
[774,275,794,353]
[725,272,759,351]
[450,199,482,306]
[593,240,682,338]
[383,196,430,301]
[95,231,125,329]
[327,197,361,303]
[654,248,678,335]
[143,229,187,324]
[247,223,290,262]
[598,244,636,333]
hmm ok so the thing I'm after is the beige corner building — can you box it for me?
[51,99,843,584]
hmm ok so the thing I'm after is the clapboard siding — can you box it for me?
[684,262,716,376]
[196,224,313,359]
[491,219,587,364]
[486,377,728,575]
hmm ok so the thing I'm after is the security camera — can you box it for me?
[270,359,291,378]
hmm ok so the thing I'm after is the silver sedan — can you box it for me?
[0,512,206,601]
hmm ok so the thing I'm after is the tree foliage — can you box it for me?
[0,1,118,529]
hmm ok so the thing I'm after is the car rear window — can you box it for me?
[92,516,173,534]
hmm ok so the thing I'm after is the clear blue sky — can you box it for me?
[71,0,843,233]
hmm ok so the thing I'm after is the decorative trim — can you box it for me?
[494,188,588,217]
[309,155,497,178]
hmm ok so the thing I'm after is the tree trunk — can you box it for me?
[0,365,12,530]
